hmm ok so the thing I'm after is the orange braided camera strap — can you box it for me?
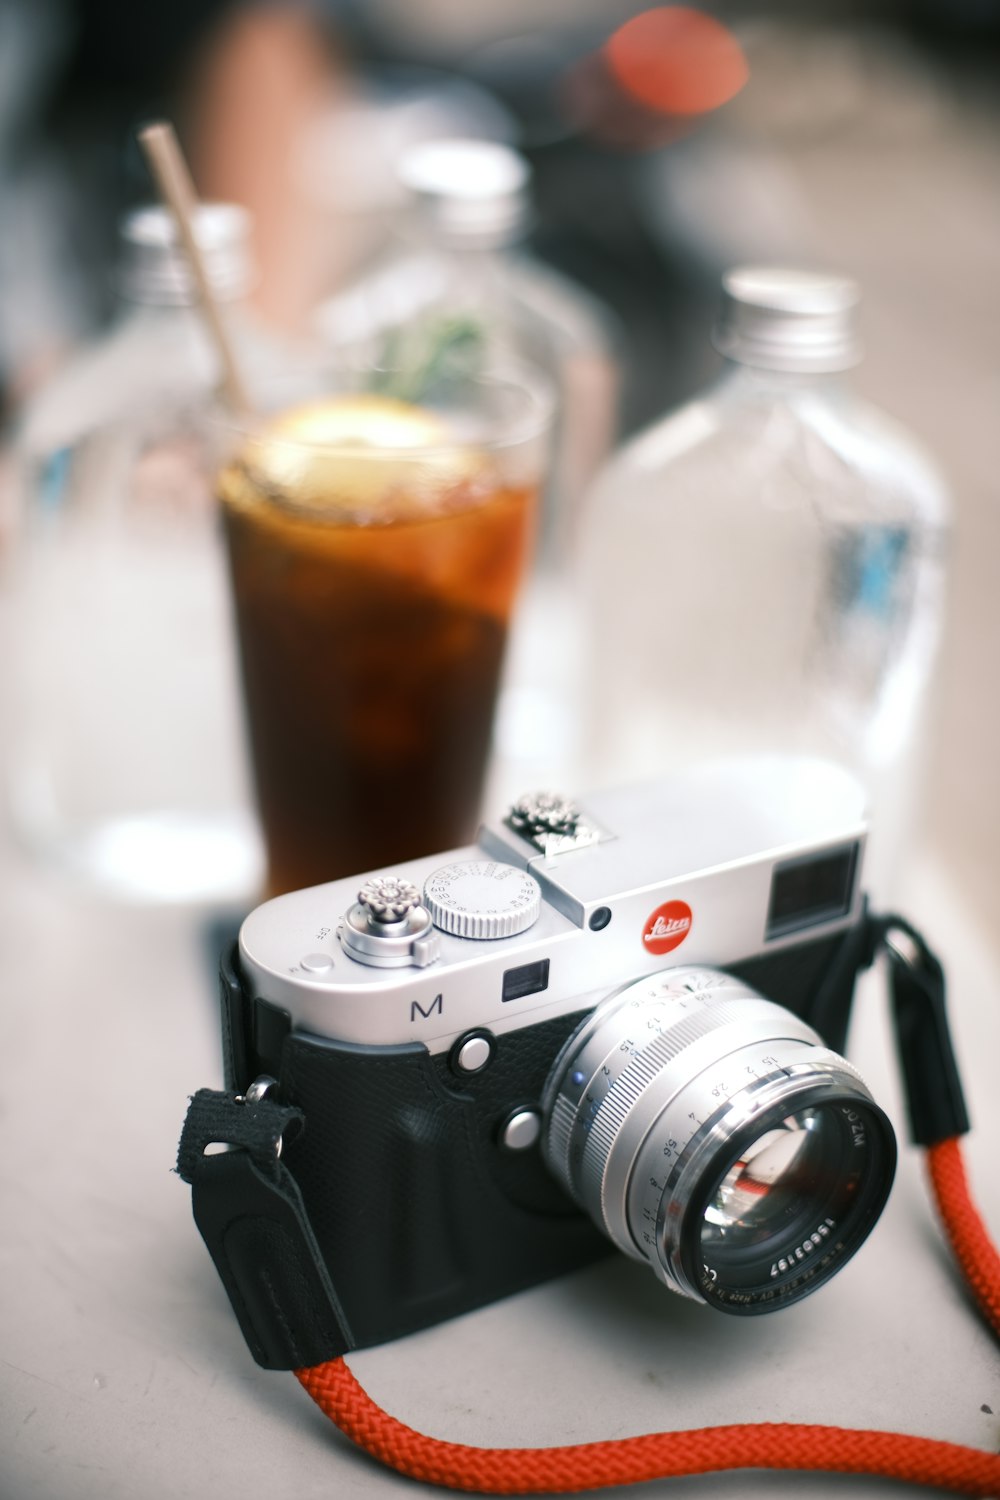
[296,1136,1000,1496]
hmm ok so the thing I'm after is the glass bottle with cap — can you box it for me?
[317,136,619,568]
[317,138,620,811]
[5,204,270,903]
[576,266,950,897]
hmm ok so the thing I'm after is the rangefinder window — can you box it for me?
[766,843,859,939]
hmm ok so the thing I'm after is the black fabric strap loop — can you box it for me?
[176,1087,304,1183]
[873,913,971,1148]
[177,1088,353,1369]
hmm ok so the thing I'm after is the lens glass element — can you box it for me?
[696,1099,885,1306]
[705,1108,823,1237]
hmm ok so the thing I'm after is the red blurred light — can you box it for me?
[605,7,748,118]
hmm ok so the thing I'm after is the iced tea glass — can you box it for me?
[216,369,549,896]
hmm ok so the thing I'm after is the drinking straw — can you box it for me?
[137,121,254,417]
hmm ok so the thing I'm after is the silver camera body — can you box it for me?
[220,756,895,1345]
[239,756,868,1054]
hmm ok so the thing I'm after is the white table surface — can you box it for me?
[1,837,998,1500]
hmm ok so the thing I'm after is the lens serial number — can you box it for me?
[770,1218,835,1277]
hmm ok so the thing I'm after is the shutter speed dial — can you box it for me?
[423,860,541,940]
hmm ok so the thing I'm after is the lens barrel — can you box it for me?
[542,968,896,1314]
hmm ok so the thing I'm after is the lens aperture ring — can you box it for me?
[545,971,822,1245]
[547,999,748,1200]
[580,1000,772,1188]
[544,971,753,1191]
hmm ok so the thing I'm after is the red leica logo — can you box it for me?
[642,900,693,956]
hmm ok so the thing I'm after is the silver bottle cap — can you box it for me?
[396,139,530,247]
[114,204,256,306]
[712,267,862,373]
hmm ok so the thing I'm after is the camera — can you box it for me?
[214,756,896,1362]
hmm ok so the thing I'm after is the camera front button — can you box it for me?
[453,1033,494,1075]
[499,1107,542,1152]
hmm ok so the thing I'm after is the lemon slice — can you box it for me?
[238,393,484,516]
[267,394,451,449]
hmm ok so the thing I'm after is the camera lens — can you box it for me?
[542,969,896,1314]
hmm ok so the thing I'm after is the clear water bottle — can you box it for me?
[577,267,949,896]
[6,205,266,903]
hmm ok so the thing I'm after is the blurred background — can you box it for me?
[2,8,1000,1496]
[0,0,998,921]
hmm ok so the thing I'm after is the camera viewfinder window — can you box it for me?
[766,843,859,940]
[502,960,550,1003]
